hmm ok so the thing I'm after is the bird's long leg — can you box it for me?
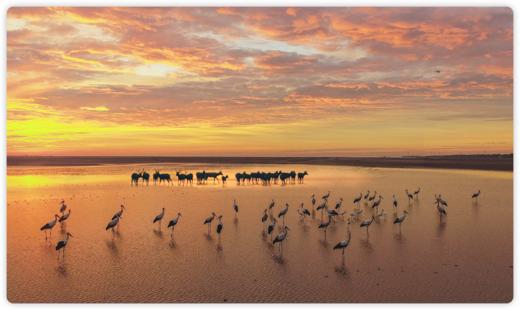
[50,229,52,239]
[44,230,47,241]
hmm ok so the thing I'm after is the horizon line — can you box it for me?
[6,153,514,158]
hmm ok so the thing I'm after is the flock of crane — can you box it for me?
[130,170,309,186]
[40,188,482,261]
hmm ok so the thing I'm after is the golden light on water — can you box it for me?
[6,164,513,302]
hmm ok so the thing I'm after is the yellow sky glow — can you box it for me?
[7,7,513,156]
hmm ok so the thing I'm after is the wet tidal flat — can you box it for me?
[7,164,513,302]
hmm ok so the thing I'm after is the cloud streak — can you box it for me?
[7,7,513,156]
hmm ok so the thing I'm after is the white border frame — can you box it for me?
[0,0,516,308]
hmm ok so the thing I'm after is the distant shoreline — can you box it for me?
[6,154,513,172]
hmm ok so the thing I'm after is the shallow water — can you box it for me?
[7,164,513,302]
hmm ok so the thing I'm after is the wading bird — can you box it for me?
[405,190,413,204]
[168,212,182,238]
[268,199,275,213]
[41,214,60,240]
[298,203,311,221]
[322,191,331,201]
[364,190,370,202]
[335,198,344,210]
[436,201,447,220]
[350,208,363,220]
[333,230,352,257]
[368,191,377,202]
[272,226,290,254]
[153,208,165,228]
[106,215,120,232]
[267,219,277,241]
[377,208,385,220]
[261,209,269,224]
[216,215,224,235]
[311,194,316,217]
[371,195,383,211]
[414,187,421,199]
[393,210,409,229]
[59,209,71,223]
[327,208,340,222]
[392,195,398,214]
[233,199,239,217]
[318,215,332,239]
[56,232,73,260]
[316,201,327,221]
[59,200,67,214]
[353,193,362,207]
[360,216,375,234]
[216,215,224,250]
[278,203,289,225]
[203,212,217,234]
[112,205,126,220]
[472,190,481,202]
[435,194,448,207]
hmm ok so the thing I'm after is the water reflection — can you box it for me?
[334,260,350,277]
[105,239,118,254]
[359,239,373,252]
[56,263,68,277]
[272,254,286,265]
[153,229,164,238]
[393,231,406,244]
[7,164,513,302]
[436,221,447,237]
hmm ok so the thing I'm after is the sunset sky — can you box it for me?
[7,7,513,156]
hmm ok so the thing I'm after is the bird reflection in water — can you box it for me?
[105,239,119,255]
[56,263,68,277]
[359,238,373,252]
[436,221,447,238]
[335,259,350,277]
[153,229,164,239]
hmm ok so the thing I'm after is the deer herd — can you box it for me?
[130,169,308,186]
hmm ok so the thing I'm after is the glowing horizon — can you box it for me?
[7,7,513,156]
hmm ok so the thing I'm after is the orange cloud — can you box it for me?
[6,7,513,156]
